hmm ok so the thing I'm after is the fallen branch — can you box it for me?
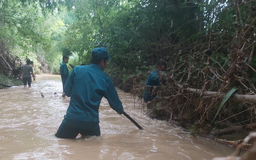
[215,138,250,150]
[245,63,256,73]
[0,83,11,87]
[209,57,226,72]
[211,123,256,136]
[175,83,256,103]
[215,106,255,124]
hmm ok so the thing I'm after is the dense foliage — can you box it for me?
[63,0,204,69]
[62,0,252,79]
[0,0,72,73]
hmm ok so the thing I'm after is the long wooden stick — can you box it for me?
[176,83,256,103]
[0,83,11,87]
[123,112,143,130]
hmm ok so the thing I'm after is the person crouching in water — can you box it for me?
[55,47,124,138]
[18,59,36,88]
[143,61,167,103]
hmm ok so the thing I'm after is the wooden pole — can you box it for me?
[123,112,143,130]
[176,83,256,103]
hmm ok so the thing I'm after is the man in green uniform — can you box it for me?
[60,56,69,95]
[143,61,167,103]
[55,47,124,138]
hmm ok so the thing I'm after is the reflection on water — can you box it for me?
[0,74,234,160]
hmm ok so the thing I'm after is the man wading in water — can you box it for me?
[143,61,167,103]
[60,56,69,97]
[55,47,124,138]
[18,59,36,88]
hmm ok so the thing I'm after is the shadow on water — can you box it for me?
[0,74,235,160]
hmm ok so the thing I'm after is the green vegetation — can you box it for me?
[0,0,74,73]
[1,0,247,75]
[0,75,23,88]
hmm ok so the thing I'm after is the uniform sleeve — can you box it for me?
[64,64,69,77]
[147,72,159,86]
[104,81,124,114]
[60,63,69,78]
[149,73,159,81]
[60,64,64,76]
[64,69,75,97]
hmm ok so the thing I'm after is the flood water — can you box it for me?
[0,74,235,160]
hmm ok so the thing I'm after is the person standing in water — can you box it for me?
[60,56,69,96]
[143,61,167,103]
[18,59,36,88]
[55,47,124,138]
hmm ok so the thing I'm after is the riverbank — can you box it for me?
[112,72,256,151]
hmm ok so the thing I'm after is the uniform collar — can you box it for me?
[90,64,101,70]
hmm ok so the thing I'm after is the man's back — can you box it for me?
[145,69,160,86]
[64,64,123,123]
[21,64,32,78]
[55,47,124,138]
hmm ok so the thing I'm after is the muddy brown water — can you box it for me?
[0,74,235,160]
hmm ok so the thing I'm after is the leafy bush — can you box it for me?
[0,74,23,87]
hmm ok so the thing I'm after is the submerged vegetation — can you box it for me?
[1,0,256,144]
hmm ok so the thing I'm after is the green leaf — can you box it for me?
[211,87,238,124]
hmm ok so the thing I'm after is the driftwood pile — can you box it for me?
[0,42,22,77]
[125,2,256,147]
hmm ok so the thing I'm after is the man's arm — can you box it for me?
[64,69,75,97]
[18,67,23,78]
[147,72,160,86]
[60,63,69,78]
[30,67,35,81]
[104,81,124,114]
[31,71,35,81]
[150,73,159,81]
[64,64,69,77]
[60,64,64,76]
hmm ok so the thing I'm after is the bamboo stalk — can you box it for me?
[211,123,256,136]
[176,83,256,103]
